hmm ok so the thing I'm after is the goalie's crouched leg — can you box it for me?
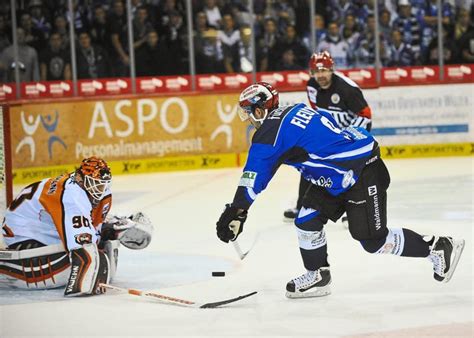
[0,240,70,289]
[65,243,110,296]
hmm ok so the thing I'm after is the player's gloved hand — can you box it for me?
[216,204,248,243]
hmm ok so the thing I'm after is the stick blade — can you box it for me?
[199,291,257,308]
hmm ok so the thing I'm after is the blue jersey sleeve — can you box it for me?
[232,143,281,209]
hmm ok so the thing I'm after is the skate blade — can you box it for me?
[283,217,295,223]
[285,286,331,299]
[443,239,465,283]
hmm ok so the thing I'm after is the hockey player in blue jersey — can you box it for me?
[215,82,465,298]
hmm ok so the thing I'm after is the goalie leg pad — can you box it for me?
[0,240,70,289]
[65,243,110,297]
[102,240,119,281]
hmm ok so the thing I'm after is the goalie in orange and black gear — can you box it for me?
[1,156,153,296]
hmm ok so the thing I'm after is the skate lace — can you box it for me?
[293,270,319,289]
[428,250,446,276]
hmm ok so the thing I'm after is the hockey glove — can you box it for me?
[216,204,248,243]
[118,212,154,250]
[101,212,154,250]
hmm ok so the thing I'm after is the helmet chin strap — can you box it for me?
[250,108,268,123]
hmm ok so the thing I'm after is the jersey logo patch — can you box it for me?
[331,93,340,104]
[239,171,257,188]
[368,185,377,196]
[75,233,92,245]
[342,170,354,188]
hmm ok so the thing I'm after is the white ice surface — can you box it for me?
[1,157,472,337]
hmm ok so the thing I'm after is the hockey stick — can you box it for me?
[232,232,259,260]
[0,243,65,260]
[100,283,257,308]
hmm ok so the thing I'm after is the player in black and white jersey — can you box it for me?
[284,51,373,221]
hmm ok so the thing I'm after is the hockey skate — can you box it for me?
[428,236,465,283]
[283,208,299,222]
[285,267,331,298]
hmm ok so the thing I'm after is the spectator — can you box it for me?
[355,14,388,67]
[133,6,153,50]
[266,0,296,36]
[257,17,279,71]
[217,14,242,73]
[156,0,184,35]
[90,5,108,47]
[164,10,188,74]
[76,31,110,79]
[425,25,458,64]
[230,2,252,28]
[135,30,172,76]
[303,14,328,50]
[0,15,10,53]
[341,13,360,35]
[53,15,69,49]
[108,0,129,76]
[458,23,474,63]
[393,0,423,61]
[382,0,399,23]
[454,8,470,41]
[0,27,40,83]
[240,25,253,72]
[421,0,454,59]
[379,9,393,42]
[342,25,358,56]
[65,0,89,32]
[203,0,222,29]
[423,0,453,27]
[317,21,351,68]
[387,29,415,66]
[29,0,51,39]
[340,13,360,51]
[316,14,329,45]
[40,32,71,81]
[20,12,45,51]
[194,11,224,74]
[327,0,357,24]
[274,25,309,69]
[276,49,303,70]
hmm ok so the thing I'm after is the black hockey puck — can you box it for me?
[212,271,225,277]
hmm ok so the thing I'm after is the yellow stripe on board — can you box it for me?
[12,143,474,185]
[380,142,474,159]
[13,153,239,185]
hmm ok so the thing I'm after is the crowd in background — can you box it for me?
[0,0,473,83]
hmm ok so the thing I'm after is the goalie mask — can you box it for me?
[76,157,112,202]
[238,82,279,128]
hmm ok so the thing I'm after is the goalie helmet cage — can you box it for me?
[0,103,12,214]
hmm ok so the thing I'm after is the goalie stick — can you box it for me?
[100,283,257,308]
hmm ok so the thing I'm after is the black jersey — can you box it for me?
[306,72,372,131]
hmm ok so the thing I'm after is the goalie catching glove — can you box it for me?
[216,204,248,243]
[102,212,154,250]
